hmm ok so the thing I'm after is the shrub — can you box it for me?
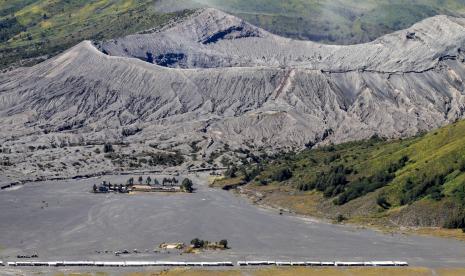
[444,212,465,229]
[376,195,391,209]
[225,166,238,178]
[181,178,194,193]
[121,127,141,137]
[336,214,346,223]
[147,152,185,167]
[190,238,205,249]
[219,239,228,248]
[103,143,114,153]
[459,160,465,172]
[271,167,292,182]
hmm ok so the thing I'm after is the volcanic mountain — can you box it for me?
[1,8,465,180]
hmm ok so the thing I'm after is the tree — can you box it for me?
[127,177,134,186]
[93,184,98,193]
[153,178,159,185]
[181,178,194,193]
[146,52,154,63]
[191,238,204,248]
[146,176,152,186]
[162,177,169,186]
[138,176,143,184]
[219,239,228,249]
[103,143,114,153]
[336,214,346,223]
[225,166,237,178]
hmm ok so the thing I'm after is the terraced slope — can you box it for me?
[228,119,465,229]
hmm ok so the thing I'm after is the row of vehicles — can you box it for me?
[1,260,407,267]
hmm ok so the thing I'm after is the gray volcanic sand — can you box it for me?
[0,173,465,267]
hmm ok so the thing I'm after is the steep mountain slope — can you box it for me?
[100,8,465,72]
[226,119,465,230]
[1,9,465,182]
[0,0,191,69]
[2,0,465,69]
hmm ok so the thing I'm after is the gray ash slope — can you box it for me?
[2,8,465,161]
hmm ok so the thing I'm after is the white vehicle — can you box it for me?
[371,261,396,266]
[335,261,365,267]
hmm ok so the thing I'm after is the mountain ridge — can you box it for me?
[1,8,465,181]
[99,8,465,73]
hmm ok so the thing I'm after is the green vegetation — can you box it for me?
[231,119,465,230]
[189,238,229,249]
[0,0,192,69]
[194,0,465,44]
[106,150,185,168]
[181,178,194,193]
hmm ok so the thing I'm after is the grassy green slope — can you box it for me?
[0,0,191,69]
[231,120,465,229]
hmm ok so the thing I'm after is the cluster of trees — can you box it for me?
[297,156,410,206]
[125,176,193,192]
[444,211,465,231]
[127,176,182,186]
[190,238,228,249]
[241,164,263,182]
[271,167,293,182]
[147,152,184,167]
[0,16,25,43]
[162,177,179,185]
[334,170,394,205]
[93,182,127,193]
[400,173,446,205]
[298,165,349,197]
